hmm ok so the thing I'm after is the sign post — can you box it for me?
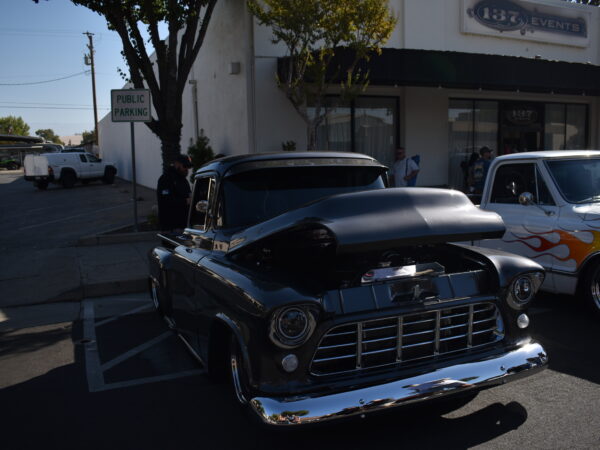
[111,89,151,232]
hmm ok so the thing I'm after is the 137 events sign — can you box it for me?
[461,0,590,48]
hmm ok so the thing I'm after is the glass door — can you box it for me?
[499,102,543,155]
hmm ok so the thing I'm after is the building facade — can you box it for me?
[98,0,600,190]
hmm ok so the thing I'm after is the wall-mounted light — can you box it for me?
[229,62,241,75]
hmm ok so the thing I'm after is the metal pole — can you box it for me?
[130,122,138,232]
[84,32,99,147]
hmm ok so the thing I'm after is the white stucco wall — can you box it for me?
[99,0,600,189]
[99,0,252,189]
[399,0,599,64]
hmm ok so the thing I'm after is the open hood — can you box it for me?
[227,188,505,256]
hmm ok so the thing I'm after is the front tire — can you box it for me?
[61,171,76,188]
[230,337,250,405]
[102,167,116,184]
[7,162,18,170]
[582,262,600,317]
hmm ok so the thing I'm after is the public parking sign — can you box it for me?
[111,89,151,122]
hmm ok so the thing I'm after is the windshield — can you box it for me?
[546,158,600,203]
[222,166,386,228]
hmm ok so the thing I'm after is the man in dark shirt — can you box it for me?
[157,154,193,231]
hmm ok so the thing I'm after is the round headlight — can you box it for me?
[277,307,308,340]
[507,273,543,310]
[513,276,533,303]
[270,306,317,348]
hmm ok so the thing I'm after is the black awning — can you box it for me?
[278,48,600,96]
[0,135,44,143]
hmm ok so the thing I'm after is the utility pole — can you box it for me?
[83,32,99,147]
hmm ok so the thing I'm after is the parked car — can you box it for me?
[23,152,117,189]
[476,151,600,315]
[149,152,547,426]
[0,158,21,170]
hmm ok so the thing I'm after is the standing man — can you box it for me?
[157,154,193,231]
[391,147,419,187]
[469,146,493,194]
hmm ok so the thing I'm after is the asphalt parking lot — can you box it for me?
[0,171,155,251]
[1,293,599,450]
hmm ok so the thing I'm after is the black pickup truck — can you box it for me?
[149,152,548,426]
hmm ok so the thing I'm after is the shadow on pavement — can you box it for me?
[0,321,529,450]
[530,293,600,385]
[0,324,72,358]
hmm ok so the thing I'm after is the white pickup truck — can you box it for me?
[475,150,600,315]
[24,152,117,190]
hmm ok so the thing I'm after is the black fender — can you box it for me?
[454,243,544,289]
[59,167,77,180]
[212,312,255,386]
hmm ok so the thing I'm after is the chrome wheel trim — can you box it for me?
[151,280,160,311]
[230,350,248,405]
[590,270,600,311]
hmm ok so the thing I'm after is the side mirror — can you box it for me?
[195,200,208,213]
[519,192,534,206]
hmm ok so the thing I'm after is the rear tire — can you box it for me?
[102,167,116,184]
[34,180,48,190]
[7,162,18,170]
[582,262,600,317]
[61,171,76,188]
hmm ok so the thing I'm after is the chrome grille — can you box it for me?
[311,302,503,376]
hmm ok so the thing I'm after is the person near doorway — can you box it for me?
[391,147,419,187]
[469,146,493,194]
[157,154,193,231]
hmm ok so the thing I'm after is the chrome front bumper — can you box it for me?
[249,341,547,426]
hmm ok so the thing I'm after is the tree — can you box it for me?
[568,1,600,5]
[35,0,218,169]
[35,128,64,145]
[0,116,30,136]
[81,130,96,145]
[248,0,396,150]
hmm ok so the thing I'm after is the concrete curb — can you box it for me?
[47,278,148,304]
[77,231,158,246]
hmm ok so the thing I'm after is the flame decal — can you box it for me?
[504,228,600,267]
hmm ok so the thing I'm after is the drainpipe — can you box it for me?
[189,78,200,142]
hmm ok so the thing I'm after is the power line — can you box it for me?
[0,101,109,108]
[0,71,91,86]
[0,106,110,111]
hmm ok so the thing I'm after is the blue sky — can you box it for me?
[0,0,135,137]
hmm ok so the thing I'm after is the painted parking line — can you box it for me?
[94,303,152,327]
[82,299,204,393]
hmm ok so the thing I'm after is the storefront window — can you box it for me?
[566,104,586,149]
[311,99,351,152]
[544,104,566,150]
[312,96,398,168]
[448,100,498,190]
[354,97,396,168]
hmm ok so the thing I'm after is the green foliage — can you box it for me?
[81,129,96,144]
[248,0,396,150]
[36,0,218,169]
[568,0,600,5]
[282,140,296,151]
[0,116,30,136]
[187,130,214,175]
[35,128,64,145]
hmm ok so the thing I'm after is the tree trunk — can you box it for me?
[160,136,182,170]
[307,124,317,151]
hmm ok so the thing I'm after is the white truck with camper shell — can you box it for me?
[23,152,117,190]
[475,150,600,315]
